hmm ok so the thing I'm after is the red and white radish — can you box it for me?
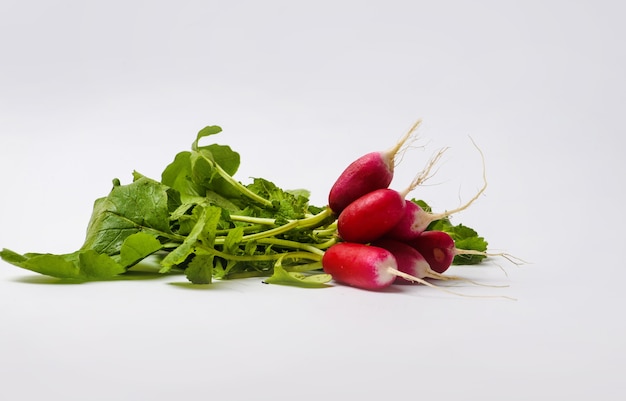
[321,242,441,291]
[337,188,406,243]
[408,230,512,274]
[322,242,513,298]
[328,119,422,214]
[322,242,398,290]
[407,230,458,273]
[375,238,507,288]
[384,199,430,241]
[373,238,453,283]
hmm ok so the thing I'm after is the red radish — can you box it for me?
[375,238,504,287]
[407,230,457,273]
[322,242,398,290]
[322,242,514,298]
[322,242,441,291]
[409,230,525,274]
[337,188,406,243]
[373,238,453,283]
[328,119,422,214]
[384,199,429,241]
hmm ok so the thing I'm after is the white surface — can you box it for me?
[1,1,624,400]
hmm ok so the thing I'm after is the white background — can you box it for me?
[1,1,624,400]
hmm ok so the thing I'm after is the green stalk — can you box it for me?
[196,245,321,264]
[313,226,338,237]
[214,224,268,236]
[254,238,326,256]
[237,207,333,243]
[284,261,323,273]
[310,237,338,250]
[199,152,274,208]
[228,215,278,225]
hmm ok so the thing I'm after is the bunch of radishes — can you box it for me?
[321,120,510,294]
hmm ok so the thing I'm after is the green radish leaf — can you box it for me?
[185,254,214,284]
[448,224,479,240]
[81,176,173,255]
[0,249,83,279]
[78,250,126,278]
[161,151,204,198]
[119,232,162,268]
[199,144,240,177]
[285,188,311,199]
[264,264,331,288]
[193,125,240,176]
[159,205,222,273]
[193,125,223,150]
[414,199,432,213]
[246,177,310,220]
[223,226,245,255]
[0,248,125,280]
[192,150,242,200]
[160,206,209,272]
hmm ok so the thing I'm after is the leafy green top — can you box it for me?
[1,125,336,286]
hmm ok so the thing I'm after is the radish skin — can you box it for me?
[337,188,406,244]
[373,238,452,283]
[328,119,422,214]
[408,230,457,273]
[321,243,398,290]
[409,230,524,274]
[374,238,487,285]
[323,242,515,299]
[321,242,446,291]
[374,239,506,287]
[384,200,428,241]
